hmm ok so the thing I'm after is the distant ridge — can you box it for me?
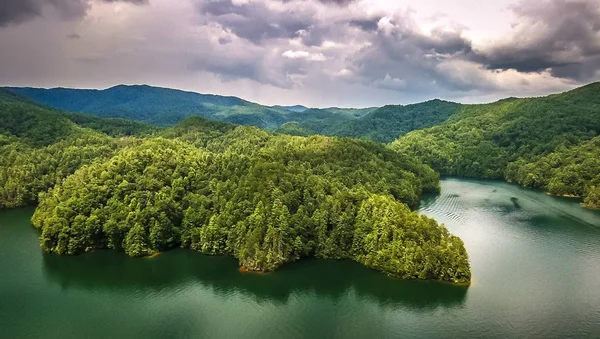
[273,105,308,113]
[6,85,370,130]
[8,82,599,144]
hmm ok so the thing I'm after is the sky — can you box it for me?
[0,0,599,108]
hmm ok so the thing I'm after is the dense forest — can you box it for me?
[8,85,454,142]
[276,107,374,136]
[391,82,600,208]
[505,136,600,208]
[3,79,599,283]
[7,85,372,131]
[0,89,163,208]
[323,100,461,143]
[8,85,292,128]
[0,90,471,283]
[276,100,459,143]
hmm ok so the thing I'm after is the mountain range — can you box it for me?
[7,85,452,142]
[3,82,600,208]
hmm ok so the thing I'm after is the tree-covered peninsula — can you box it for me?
[1,91,471,283]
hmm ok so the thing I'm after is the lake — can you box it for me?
[1,178,600,338]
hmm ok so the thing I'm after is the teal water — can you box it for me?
[1,178,600,338]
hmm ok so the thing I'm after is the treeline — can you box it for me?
[31,133,470,283]
[391,82,600,208]
[506,136,600,208]
[324,100,461,143]
[8,85,461,143]
[0,132,124,208]
[0,91,132,208]
[0,93,471,283]
[277,100,460,143]
[7,85,367,131]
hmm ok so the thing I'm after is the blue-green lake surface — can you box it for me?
[2,178,600,338]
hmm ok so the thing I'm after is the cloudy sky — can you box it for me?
[0,0,599,107]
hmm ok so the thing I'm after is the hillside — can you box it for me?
[0,92,470,283]
[0,89,132,207]
[276,107,373,136]
[276,101,459,142]
[8,85,457,142]
[391,82,600,208]
[325,100,461,143]
[273,105,308,113]
[7,85,291,129]
[8,85,374,131]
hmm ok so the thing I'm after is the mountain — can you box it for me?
[7,85,457,142]
[277,100,460,142]
[322,107,378,117]
[324,100,461,143]
[391,82,600,208]
[7,85,374,131]
[0,91,470,283]
[7,85,292,129]
[0,88,129,207]
[273,105,308,113]
[276,107,374,136]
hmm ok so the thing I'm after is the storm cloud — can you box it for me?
[199,0,315,45]
[0,0,89,26]
[0,0,148,26]
[0,0,597,107]
[472,0,600,81]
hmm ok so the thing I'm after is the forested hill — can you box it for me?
[7,85,373,131]
[322,100,461,143]
[7,85,287,128]
[275,101,459,142]
[391,82,600,208]
[7,85,455,142]
[0,88,161,207]
[0,91,471,283]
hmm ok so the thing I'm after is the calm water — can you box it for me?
[2,178,600,338]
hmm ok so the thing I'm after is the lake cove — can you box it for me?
[2,178,600,338]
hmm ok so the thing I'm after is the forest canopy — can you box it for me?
[391,82,600,208]
[1,92,471,283]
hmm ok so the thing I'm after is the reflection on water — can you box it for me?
[42,250,468,310]
[3,179,600,338]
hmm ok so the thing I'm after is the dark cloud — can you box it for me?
[297,24,331,46]
[200,0,314,44]
[189,52,304,89]
[0,0,148,27]
[345,14,477,92]
[190,57,261,83]
[0,0,590,106]
[218,37,231,45]
[102,0,148,3]
[472,0,600,81]
[278,0,356,5]
[345,0,600,91]
[197,1,484,93]
[318,0,355,5]
[200,0,379,47]
[0,0,40,26]
[413,27,472,55]
[349,18,380,31]
[0,0,85,26]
